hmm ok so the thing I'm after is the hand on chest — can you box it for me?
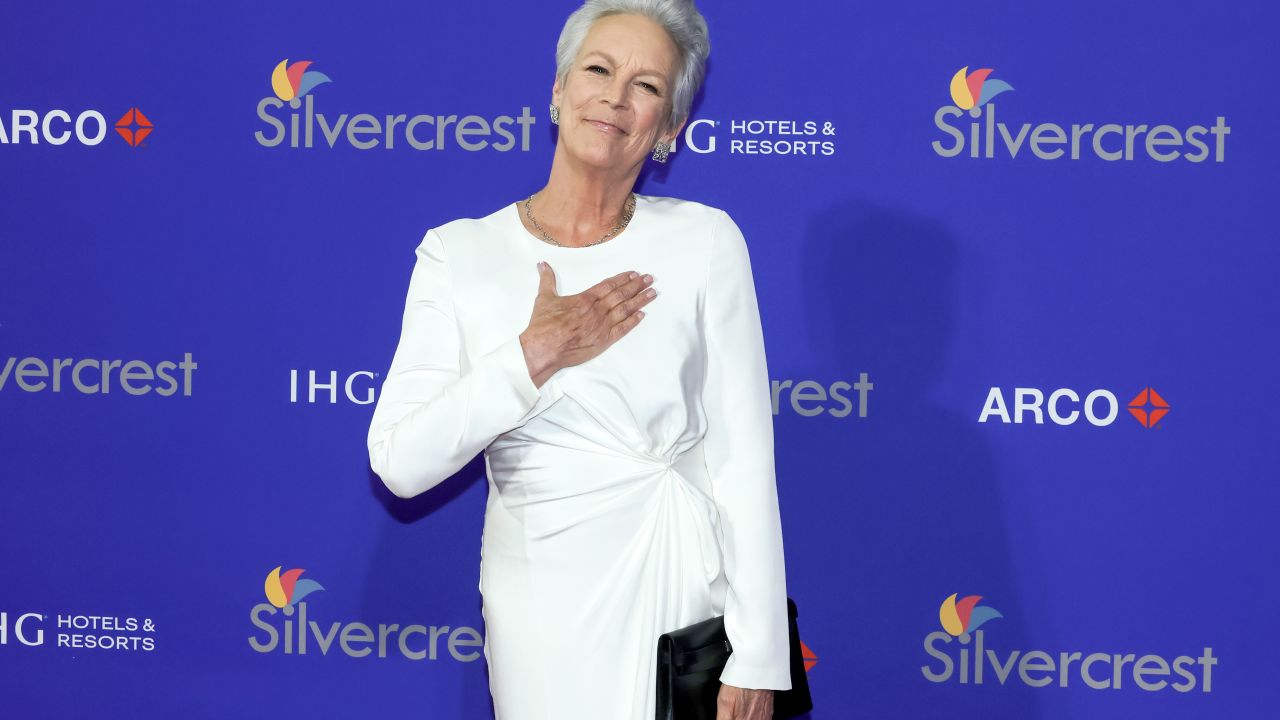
[457,254,706,386]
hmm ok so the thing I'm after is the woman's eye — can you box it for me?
[639,82,659,94]
[587,65,608,75]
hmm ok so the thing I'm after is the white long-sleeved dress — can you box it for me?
[367,194,791,720]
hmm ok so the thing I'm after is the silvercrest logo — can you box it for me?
[921,594,1216,692]
[247,566,482,662]
[931,67,1229,162]
[254,59,534,152]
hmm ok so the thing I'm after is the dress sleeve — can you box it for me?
[367,228,543,499]
[701,210,793,690]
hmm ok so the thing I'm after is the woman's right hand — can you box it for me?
[519,262,657,388]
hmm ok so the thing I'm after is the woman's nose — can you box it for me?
[601,76,629,108]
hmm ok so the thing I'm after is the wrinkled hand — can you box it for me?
[717,683,774,720]
[519,262,657,387]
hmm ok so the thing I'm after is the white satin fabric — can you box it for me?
[367,194,791,720]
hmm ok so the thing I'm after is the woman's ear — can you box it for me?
[663,116,688,146]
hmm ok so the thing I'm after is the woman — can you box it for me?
[367,2,791,718]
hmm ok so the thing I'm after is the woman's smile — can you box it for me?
[585,118,628,135]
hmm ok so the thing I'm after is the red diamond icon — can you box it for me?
[114,107,153,147]
[1128,387,1170,428]
[801,639,818,672]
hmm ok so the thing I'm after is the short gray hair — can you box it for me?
[555,0,710,134]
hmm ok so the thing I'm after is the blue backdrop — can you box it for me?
[2,1,1276,718]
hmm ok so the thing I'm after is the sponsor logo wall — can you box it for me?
[2,2,1275,718]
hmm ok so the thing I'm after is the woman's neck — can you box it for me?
[531,150,640,246]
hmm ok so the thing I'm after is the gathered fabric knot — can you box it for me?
[637,442,723,586]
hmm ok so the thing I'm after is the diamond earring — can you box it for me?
[652,140,670,163]
[549,104,560,125]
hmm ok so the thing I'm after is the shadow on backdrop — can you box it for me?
[789,199,1039,718]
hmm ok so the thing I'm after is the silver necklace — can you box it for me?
[523,192,636,248]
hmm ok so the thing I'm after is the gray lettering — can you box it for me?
[1184,126,1210,162]
[1059,651,1082,687]
[1093,124,1123,161]
[1112,653,1136,689]
[997,121,1032,158]
[317,111,349,147]
[456,115,489,151]
[1082,652,1111,689]
[406,115,435,150]
[1197,647,1216,691]
[154,360,179,396]
[1070,124,1094,159]
[491,115,516,151]
[311,620,341,654]
[516,106,535,151]
[346,114,381,149]
[435,114,458,150]
[988,648,1021,684]
[428,624,450,660]
[247,604,279,652]
[1134,654,1170,691]
[1171,655,1197,692]
[120,360,153,395]
[73,359,99,393]
[100,359,122,393]
[448,626,483,661]
[384,114,407,149]
[339,622,374,656]
[1210,117,1230,161]
[1018,650,1055,687]
[932,107,964,157]
[1144,125,1182,162]
[53,358,72,392]
[1030,123,1067,159]
[1124,125,1149,160]
[16,357,49,391]
[377,623,400,658]
[0,357,16,389]
[790,380,826,417]
[827,381,853,418]
[255,98,286,147]
[771,379,792,415]
[399,624,427,660]
[920,631,953,682]
[854,372,873,417]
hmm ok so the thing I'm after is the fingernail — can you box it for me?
[537,261,546,271]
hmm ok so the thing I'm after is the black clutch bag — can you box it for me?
[656,597,813,719]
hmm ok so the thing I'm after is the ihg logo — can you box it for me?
[289,369,377,404]
[0,611,46,647]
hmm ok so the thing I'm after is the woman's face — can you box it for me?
[553,13,684,175]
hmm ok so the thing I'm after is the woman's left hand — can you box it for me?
[716,682,774,719]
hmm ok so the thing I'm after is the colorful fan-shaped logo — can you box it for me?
[264,566,325,608]
[949,67,1014,110]
[271,59,332,102]
[939,593,1002,637]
